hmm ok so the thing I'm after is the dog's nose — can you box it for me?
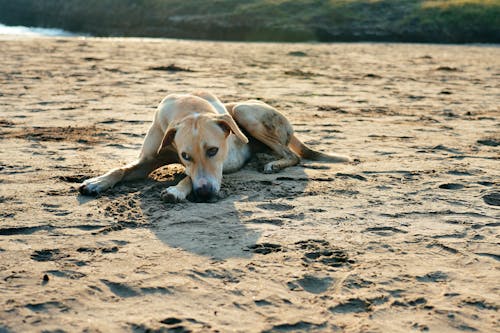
[194,184,217,202]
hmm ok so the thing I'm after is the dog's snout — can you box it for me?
[194,183,217,202]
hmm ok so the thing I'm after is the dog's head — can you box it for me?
[159,113,248,202]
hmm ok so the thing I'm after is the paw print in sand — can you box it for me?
[295,239,354,268]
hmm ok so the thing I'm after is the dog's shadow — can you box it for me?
[80,156,310,260]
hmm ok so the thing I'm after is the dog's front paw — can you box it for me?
[78,177,111,196]
[160,187,186,203]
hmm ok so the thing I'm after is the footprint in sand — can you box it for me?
[30,249,69,262]
[46,269,86,279]
[100,279,172,298]
[288,275,333,294]
[364,226,408,236]
[329,298,372,313]
[262,322,327,333]
[439,183,465,190]
[246,218,284,226]
[295,239,354,267]
[476,138,499,147]
[416,271,449,283]
[25,301,69,313]
[246,243,283,255]
[482,192,499,206]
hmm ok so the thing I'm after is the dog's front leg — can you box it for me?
[160,176,192,203]
[80,158,158,195]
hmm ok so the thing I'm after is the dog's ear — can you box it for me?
[216,114,249,144]
[158,126,177,154]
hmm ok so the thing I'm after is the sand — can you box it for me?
[0,36,498,333]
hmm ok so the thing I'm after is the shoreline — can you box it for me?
[1,32,499,48]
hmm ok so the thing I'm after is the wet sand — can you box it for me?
[0,37,499,332]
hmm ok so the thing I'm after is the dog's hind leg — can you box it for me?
[231,102,300,174]
[79,123,177,196]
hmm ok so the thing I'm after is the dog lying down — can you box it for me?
[79,91,351,203]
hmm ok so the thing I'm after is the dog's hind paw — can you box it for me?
[262,162,282,174]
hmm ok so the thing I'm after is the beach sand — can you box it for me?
[0,37,498,332]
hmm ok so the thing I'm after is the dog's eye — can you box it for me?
[181,152,191,161]
[206,147,218,158]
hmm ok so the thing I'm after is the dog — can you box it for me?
[79,91,350,202]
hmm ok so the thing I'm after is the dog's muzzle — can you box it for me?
[193,184,218,202]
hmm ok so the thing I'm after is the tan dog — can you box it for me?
[79,91,350,202]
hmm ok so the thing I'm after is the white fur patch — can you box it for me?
[223,136,251,173]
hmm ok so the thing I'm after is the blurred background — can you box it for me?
[0,0,498,42]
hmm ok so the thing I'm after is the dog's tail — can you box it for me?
[289,134,351,163]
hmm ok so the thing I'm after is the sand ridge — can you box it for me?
[0,37,499,332]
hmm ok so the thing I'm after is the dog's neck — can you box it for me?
[223,135,251,174]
